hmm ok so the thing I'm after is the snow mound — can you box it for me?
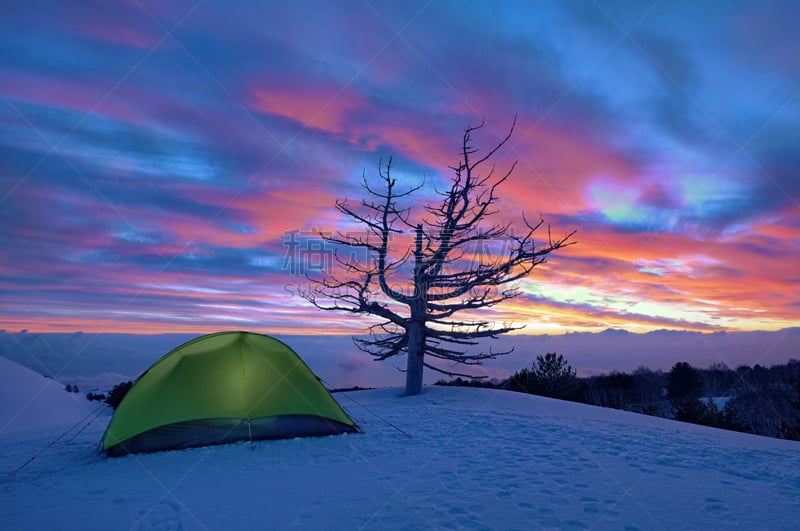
[0,356,93,435]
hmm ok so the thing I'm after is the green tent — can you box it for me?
[102,331,358,456]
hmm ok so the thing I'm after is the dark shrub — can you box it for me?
[106,381,133,409]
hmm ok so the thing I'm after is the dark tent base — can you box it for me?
[105,414,359,457]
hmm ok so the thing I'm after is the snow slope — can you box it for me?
[1,362,799,529]
[0,356,94,434]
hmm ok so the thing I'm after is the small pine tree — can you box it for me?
[672,397,709,424]
[509,353,581,401]
[719,403,748,433]
[667,362,702,402]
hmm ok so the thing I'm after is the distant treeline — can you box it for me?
[436,354,800,440]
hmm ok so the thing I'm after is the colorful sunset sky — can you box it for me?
[1,0,798,336]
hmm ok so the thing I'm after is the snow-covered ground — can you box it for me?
[1,356,799,530]
[0,356,95,434]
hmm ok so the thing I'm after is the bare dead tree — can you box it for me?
[302,118,576,396]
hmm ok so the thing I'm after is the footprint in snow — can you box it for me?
[496,488,514,501]
[704,497,728,515]
[135,500,183,531]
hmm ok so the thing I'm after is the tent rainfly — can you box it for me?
[101,331,358,456]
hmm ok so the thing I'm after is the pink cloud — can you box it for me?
[249,83,363,135]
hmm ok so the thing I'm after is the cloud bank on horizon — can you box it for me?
[1,0,798,335]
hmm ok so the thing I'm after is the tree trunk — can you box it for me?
[404,224,426,396]
[405,320,424,396]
